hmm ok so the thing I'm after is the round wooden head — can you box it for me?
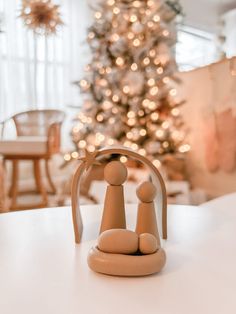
[136,181,157,203]
[104,161,127,186]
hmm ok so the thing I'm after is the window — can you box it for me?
[176,25,219,72]
[0,0,90,119]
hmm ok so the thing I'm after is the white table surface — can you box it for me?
[0,203,235,314]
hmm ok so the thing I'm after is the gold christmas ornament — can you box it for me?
[20,0,63,35]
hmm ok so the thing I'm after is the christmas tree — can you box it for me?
[68,0,190,167]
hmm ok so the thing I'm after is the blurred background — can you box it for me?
[1,0,236,212]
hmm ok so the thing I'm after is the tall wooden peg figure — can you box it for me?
[99,161,127,234]
[135,181,161,246]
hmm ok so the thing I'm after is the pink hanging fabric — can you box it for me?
[204,114,219,173]
[204,59,236,173]
[215,109,236,173]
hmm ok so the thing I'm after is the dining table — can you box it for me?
[0,202,235,314]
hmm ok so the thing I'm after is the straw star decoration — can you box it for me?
[78,149,101,171]
[20,0,63,35]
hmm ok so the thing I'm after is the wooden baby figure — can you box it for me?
[99,161,127,234]
[135,181,161,246]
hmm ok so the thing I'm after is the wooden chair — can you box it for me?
[0,157,8,212]
[0,109,65,210]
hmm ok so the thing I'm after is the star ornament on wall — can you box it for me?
[78,149,101,171]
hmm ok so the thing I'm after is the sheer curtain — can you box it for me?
[0,0,92,120]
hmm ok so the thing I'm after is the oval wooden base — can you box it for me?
[87,247,166,277]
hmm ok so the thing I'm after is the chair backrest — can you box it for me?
[12,109,65,136]
[0,120,4,139]
[0,158,8,212]
[12,109,65,154]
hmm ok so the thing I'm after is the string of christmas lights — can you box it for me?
[66,0,190,167]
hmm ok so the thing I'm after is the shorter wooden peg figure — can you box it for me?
[99,161,127,234]
[135,181,161,246]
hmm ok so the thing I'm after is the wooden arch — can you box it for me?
[71,146,167,243]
